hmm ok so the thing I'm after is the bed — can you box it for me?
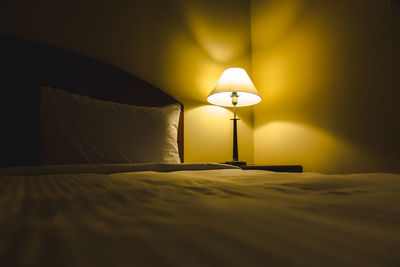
[1,36,400,267]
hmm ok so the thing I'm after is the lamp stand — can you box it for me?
[225,94,246,167]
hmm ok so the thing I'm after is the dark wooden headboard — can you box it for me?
[0,35,184,167]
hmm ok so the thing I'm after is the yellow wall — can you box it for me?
[251,0,400,173]
[0,0,254,164]
[3,0,399,172]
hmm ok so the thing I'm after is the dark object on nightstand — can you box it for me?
[225,161,247,167]
[240,165,303,173]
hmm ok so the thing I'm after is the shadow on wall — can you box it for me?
[252,0,400,173]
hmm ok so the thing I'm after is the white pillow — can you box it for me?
[40,87,181,164]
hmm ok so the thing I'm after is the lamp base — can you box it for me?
[225,161,247,167]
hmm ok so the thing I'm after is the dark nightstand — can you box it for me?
[240,165,303,173]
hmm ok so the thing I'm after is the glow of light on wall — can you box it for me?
[254,121,366,172]
[251,0,332,107]
[177,0,250,63]
[202,105,230,116]
[251,0,309,50]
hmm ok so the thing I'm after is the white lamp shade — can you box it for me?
[207,68,261,107]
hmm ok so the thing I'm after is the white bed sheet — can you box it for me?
[0,164,399,267]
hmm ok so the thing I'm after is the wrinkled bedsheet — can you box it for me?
[1,163,399,267]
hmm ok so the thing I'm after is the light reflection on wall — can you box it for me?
[185,104,254,163]
[158,0,254,163]
[176,0,251,64]
[159,0,253,104]
[251,0,310,50]
[252,0,400,173]
[254,121,367,173]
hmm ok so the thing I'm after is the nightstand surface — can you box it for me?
[240,165,303,173]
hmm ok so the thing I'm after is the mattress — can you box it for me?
[1,163,399,267]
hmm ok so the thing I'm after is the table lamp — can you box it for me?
[207,67,261,166]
